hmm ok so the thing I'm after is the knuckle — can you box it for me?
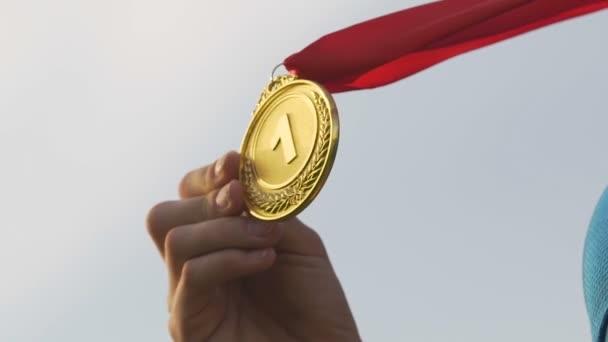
[179,165,214,198]
[295,219,323,244]
[163,228,183,259]
[146,201,171,237]
[181,260,199,288]
[168,316,191,342]
[179,324,198,342]
[309,229,327,254]
[178,169,201,198]
[293,219,327,253]
[168,317,178,340]
[178,172,190,198]
[308,227,323,245]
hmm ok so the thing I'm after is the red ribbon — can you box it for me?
[284,0,608,93]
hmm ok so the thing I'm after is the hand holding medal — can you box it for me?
[147,1,608,340]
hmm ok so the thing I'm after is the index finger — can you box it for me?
[178,151,240,199]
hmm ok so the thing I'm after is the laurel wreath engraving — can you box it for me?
[243,90,331,215]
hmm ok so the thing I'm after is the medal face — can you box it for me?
[240,75,339,221]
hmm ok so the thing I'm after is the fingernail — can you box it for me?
[248,221,275,236]
[214,154,227,177]
[216,182,232,209]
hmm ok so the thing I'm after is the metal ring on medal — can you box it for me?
[239,75,339,221]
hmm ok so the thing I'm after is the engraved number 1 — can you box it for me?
[270,113,297,164]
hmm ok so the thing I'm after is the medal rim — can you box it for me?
[239,75,339,221]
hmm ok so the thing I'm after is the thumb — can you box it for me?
[583,186,608,342]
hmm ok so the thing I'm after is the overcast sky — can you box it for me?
[1,1,607,341]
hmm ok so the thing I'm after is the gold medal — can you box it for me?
[239,74,339,221]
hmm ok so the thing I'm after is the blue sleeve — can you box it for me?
[584,187,608,342]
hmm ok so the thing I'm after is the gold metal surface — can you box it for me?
[239,75,339,221]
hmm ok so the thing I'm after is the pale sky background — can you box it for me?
[1,1,607,341]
